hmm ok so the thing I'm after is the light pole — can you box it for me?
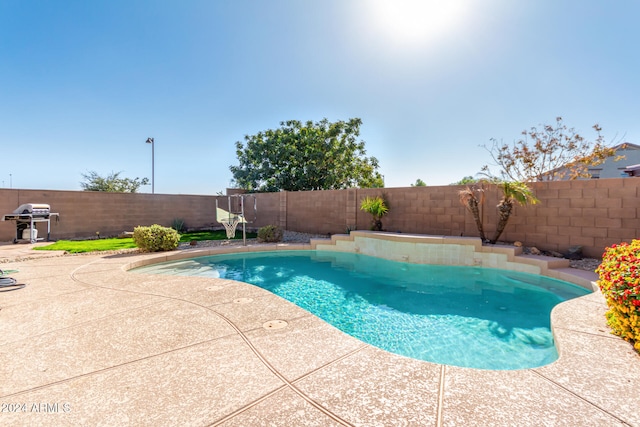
[145,137,154,194]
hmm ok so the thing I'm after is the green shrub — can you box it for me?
[171,218,186,233]
[596,239,640,352]
[257,225,283,243]
[133,224,181,252]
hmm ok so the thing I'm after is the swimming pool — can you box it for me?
[132,250,591,370]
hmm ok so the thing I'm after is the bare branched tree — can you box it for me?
[481,117,623,181]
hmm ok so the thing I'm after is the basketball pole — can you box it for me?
[241,196,246,246]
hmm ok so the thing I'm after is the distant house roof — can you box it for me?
[623,163,640,177]
[613,142,640,150]
[540,142,640,180]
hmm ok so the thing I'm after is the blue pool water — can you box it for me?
[132,250,591,370]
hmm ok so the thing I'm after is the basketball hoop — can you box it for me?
[220,216,241,239]
[216,194,257,246]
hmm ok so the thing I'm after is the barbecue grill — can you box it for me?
[1,203,60,243]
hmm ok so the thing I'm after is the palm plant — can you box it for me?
[360,195,389,231]
[489,181,539,244]
[458,184,487,242]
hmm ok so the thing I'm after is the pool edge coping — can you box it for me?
[122,230,604,373]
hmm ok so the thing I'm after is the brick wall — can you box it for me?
[1,178,638,258]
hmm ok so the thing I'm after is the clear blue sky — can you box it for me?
[1,1,638,194]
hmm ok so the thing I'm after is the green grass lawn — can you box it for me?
[34,230,257,253]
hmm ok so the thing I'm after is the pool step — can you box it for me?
[515,254,571,271]
[309,231,596,291]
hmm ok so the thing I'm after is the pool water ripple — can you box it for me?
[132,250,590,370]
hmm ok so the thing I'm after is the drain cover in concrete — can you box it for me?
[233,298,253,304]
[263,320,288,330]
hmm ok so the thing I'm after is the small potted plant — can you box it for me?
[360,195,389,231]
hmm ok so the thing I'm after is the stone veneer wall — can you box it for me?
[0,177,638,257]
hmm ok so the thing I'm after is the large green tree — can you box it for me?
[451,176,479,186]
[80,171,149,193]
[230,118,384,192]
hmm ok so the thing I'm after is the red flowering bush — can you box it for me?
[596,240,640,352]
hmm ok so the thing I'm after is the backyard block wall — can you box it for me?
[1,177,638,258]
[499,179,640,257]
[284,189,349,235]
[0,189,220,240]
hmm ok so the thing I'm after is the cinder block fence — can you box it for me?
[1,178,638,258]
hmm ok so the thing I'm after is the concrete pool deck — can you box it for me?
[0,240,639,426]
